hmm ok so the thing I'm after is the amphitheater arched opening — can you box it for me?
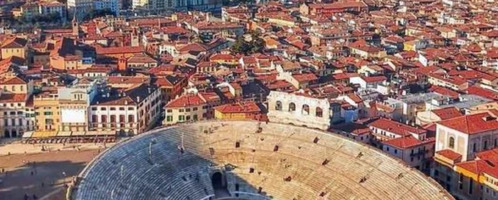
[211,172,224,189]
[275,101,282,111]
[316,107,323,117]
[302,104,310,115]
[288,102,296,112]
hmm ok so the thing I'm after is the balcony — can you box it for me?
[410,149,429,157]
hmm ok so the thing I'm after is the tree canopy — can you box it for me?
[231,31,266,55]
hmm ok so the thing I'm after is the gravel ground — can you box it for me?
[0,150,100,200]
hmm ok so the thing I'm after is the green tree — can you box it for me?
[231,31,266,55]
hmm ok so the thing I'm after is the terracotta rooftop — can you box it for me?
[214,102,261,113]
[432,107,463,120]
[383,136,434,149]
[369,118,426,136]
[438,112,498,135]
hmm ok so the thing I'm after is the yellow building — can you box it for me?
[163,92,221,125]
[0,76,33,94]
[268,17,296,27]
[214,102,261,120]
[433,147,498,200]
[1,38,28,60]
[33,88,60,133]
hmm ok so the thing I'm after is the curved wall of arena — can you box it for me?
[72,121,454,200]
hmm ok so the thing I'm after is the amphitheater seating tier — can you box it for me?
[74,121,453,200]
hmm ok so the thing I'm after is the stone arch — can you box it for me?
[211,172,224,189]
[275,101,282,111]
[316,107,323,117]
[288,103,296,112]
[302,104,310,115]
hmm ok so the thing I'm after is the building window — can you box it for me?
[288,103,296,112]
[473,143,477,152]
[275,101,282,111]
[449,137,455,148]
[166,116,173,122]
[101,115,107,127]
[110,107,116,111]
[484,141,488,150]
[91,115,98,126]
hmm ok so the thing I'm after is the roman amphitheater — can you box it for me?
[70,121,454,200]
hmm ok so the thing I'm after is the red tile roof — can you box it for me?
[429,85,460,99]
[466,86,498,100]
[166,93,206,108]
[438,113,498,135]
[456,158,498,179]
[292,73,318,83]
[383,136,434,149]
[214,102,261,114]
[0,77,27,85]
[432,107,463,120]
[347,93,363,104]
[0,93,27,103]
[369,118,426,136]
[362,75,387,83]
[436,149,462,162]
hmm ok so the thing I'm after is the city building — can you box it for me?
[89,83,161,135]
[58,78,100,132]
[214,102,261,120]
[33,88,60,132]
[39,1,67,19]
[163,91,221,125]
[1,37,28,60]
[0,76,35,138]
[433,112,498,199]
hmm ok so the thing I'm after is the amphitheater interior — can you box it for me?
[71,121,454,200]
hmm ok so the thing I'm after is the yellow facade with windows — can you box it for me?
[33,91,60,133]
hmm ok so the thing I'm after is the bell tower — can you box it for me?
[72,13,79,38]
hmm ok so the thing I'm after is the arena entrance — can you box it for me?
[211,172,224,189]
[211,172,230,198]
